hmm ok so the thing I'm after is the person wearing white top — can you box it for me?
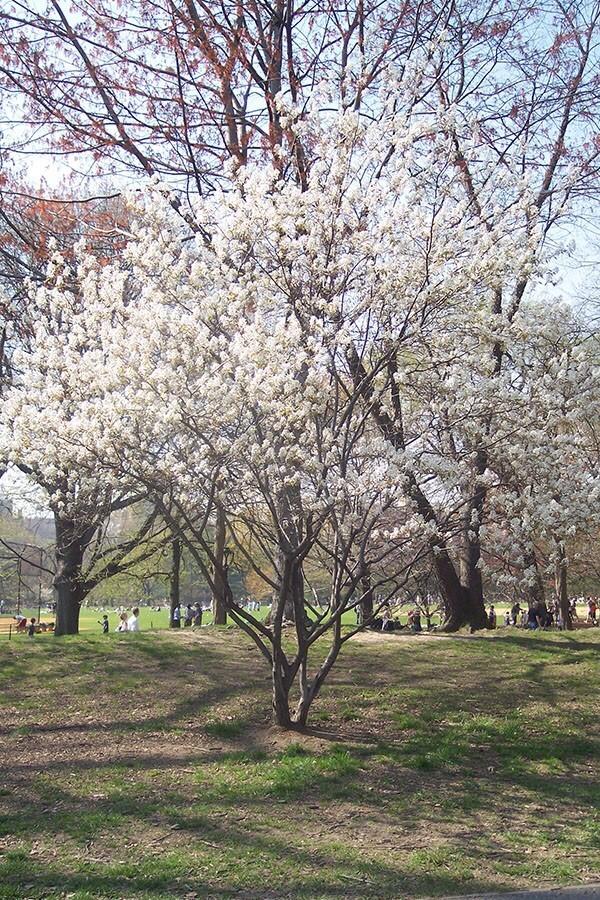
[127,607,140,632]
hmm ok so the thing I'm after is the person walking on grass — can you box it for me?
[27,617,36,637]
[98,614,109,634]
[193,602,203,627]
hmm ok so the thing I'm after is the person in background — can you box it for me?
[587,597,597,625]
[381,606,393,631]
[27,617,36,637]
[193,601,203,627]
[510,602,521,625]
[488,605,496,628]
[127,608,140,632]
[184,604,194,627]
[98,614,109,634]
[527,604,540,630]
[172,604,181,628]
[408,609,422,633]
[504,611,510,627]
[569,598,578,621]
[116,612,128,632]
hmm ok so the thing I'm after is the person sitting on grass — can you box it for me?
[116,612,128,632]
[407,609,422,633]
[381,606,393,631]
[127,608,140,632]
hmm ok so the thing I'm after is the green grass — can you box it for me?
[1,600,446,637]
[1,627,600,898]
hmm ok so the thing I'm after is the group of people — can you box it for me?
[98,608,140,633]
[487,600,563,629]
[486,596,597,630]
[13,614,49,636]
[379,604,423,633]
[171,602,204,628]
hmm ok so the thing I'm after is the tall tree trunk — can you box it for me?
[53,514,86,636]
[435,544,472,631]
[458,453,490,631]
[212,506,227,625]
[523,547,546,607]
[359,572,374,624]
[555,539,572,630]
[169,538,181,628]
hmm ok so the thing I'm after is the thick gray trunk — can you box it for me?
[53,514,86,636]
[556,540,572,630]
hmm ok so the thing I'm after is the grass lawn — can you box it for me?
[1,626,599,899]
[2,602,443,636]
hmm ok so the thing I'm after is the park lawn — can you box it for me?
[1,627,599,899]
[1,603,399,637]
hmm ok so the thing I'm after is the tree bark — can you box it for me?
[555,539,572,630]
[435,545,471,631]
[169,538,181,628]
[212,506,227,625]
[53,514,86,636]
[359,572,374,624]
[272,649,292,727]
[523,547,546,608]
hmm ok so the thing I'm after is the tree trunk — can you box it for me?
[272,648,292,727]
[53,514,86,636]
[212,506,227,625]
[435,544,473,631]
[523,547,546,607]
[169,538,181,628]
[555,539,572,630]
[458,453,490,631]
[359,572,374,624]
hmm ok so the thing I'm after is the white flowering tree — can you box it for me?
[0,250,175,634]
[2,99,547,721]
[479,303,600,626]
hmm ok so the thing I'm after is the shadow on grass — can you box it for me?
[0,791,513,899]
[2,628,600,897]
